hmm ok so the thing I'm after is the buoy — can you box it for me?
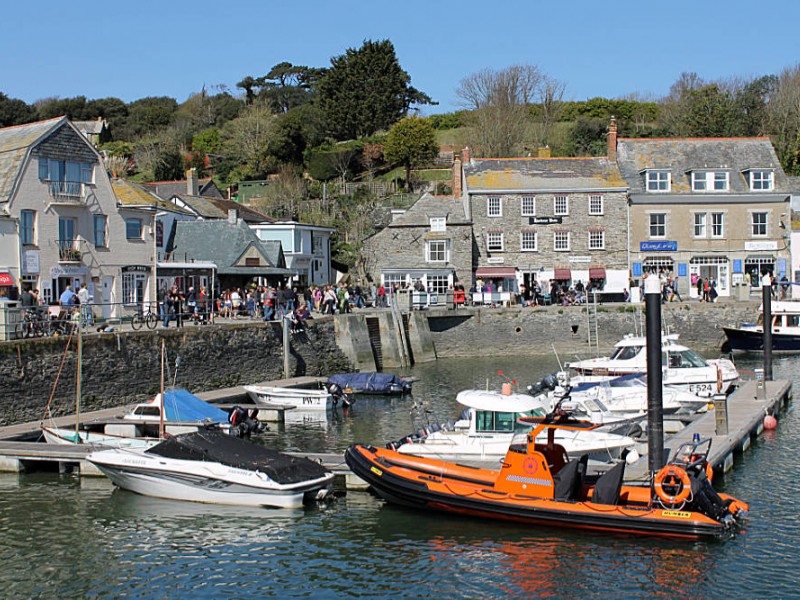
[764,414,778,430]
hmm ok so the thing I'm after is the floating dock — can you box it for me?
[0,378,791,492]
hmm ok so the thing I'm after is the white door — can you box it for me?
[101,276,113,319]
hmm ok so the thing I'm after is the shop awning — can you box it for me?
[475,267,517,279]
[553,267,571,280]
[0,272,13,286]
[589,267,606,279]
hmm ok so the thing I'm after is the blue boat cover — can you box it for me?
[162,389,229,422]
[327,373,411,395]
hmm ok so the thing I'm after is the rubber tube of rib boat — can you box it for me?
[762,273,773,381]
[645,275,665,474]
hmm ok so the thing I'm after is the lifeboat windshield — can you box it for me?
[609,345,640,361]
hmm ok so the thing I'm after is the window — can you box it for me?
[520,231,537,251]
[20,210,35,245]
[126,218,143,240]
[427,275,449,294]
[589,194,603,215]
[691,171,729,192]
[649,213,666,238]
[429,217,446,232]
[122,272,146,305]
[693,212,707,237]
[646,170,671,192]
[588,230,605,250]
[426,240,449,262]
[38,158,93,196]
[554,231,570,251]
[486,232,504,252]
[521,196,536,216]
[713,172,729,191]
[751,212,768,236]
[93,214,107,248]
[554,195,569,215]
[750,170,774,191]
[487,196,502,217]
[383,274,405,291]
[711,212,724,238]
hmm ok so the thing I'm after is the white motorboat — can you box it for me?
[565,334,739,396]
[41,428,156,448]
[244,385,333,411]
[389,388,639,466]
[87,429,334,509]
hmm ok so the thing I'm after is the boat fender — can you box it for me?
[654,465,692,506]
[716,367,723,393]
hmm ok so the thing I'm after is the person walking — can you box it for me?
[671,277,683,302]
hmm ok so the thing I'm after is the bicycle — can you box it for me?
[15,308,49,339]
[131,304,158,330]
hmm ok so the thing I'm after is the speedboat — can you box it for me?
[244,385,334,411]
[346,421,749,540]
[388,388,639,466]
[327,372,412,395]
[88,429,334,509]
[723,301,800,353]
[565,334,739,396]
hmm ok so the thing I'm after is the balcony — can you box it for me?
[48,181,85,204]
[57,239,83,263]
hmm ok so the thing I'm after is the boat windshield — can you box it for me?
[477,409,547,433]
[583,398,608,413]
[667,349,709,369]
[609,345,640,361]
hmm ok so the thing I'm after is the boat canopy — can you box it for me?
[159,389,229,422]
[327,372,410,394]
[456,390,546,413]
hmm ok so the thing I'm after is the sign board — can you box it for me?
[487,257,505,264]
[22,250,40,274]
[745,241,778,251]
[640,241,677,252]
[122,265,150,273]
[50,265,87,278]
[568,256,591,263]
[529,216,562,225]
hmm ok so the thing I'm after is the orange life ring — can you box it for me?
[654,465,692,505]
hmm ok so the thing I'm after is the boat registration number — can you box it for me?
[661,510,692,518]
[688,383,714,393]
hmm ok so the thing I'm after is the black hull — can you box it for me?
[723,326,800,353]
[344,446,726,540]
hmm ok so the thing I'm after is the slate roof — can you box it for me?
[0,116,67,204]
[141,178,224,200]
[172,194,275,223]
[111,178,193,214]
[463,157,627,192]
[387,192,470,227]
[171,219,290,275]
[73,119,107,136]
[616,137,790,195]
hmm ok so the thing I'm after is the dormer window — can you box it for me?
[692,171,729,192]
[749,170,774,191]
[430,217,446,232]
[646,170,671,192]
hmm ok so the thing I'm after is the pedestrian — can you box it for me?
[671,277,683,302]
[696,277,704,301]
[77,283,93,327]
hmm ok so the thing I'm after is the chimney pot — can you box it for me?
[187,168,199,196]
[608,117,618,162]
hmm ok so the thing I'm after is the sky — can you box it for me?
[2,0,799,115]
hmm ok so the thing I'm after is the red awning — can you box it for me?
[553,268,571,280]
[475,267,517,279]
[589,267,606,279]
[0,272,13,286]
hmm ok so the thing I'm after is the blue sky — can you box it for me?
[2,0,799,114]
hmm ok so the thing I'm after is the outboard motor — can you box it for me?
[329,382,352,408]
[528,372,560,396]
[228,406,264,438]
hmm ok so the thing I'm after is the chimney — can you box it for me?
[187,168,199,196]
[608,117,618,162]
[228,208,239,224]
[537,146,551,158]
[461,146,471,165]
[452,156,463,198]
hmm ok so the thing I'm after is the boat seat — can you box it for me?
[553,454,589,501]
[592,461,625,505]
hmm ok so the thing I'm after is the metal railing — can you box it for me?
[49,181,84,199]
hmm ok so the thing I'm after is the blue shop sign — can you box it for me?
[640,241,678,252]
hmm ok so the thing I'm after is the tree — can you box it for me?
[361,142,383,180]
[153,148,185,181]
[0,92,35,126]
[383,116,438,191]
[317,39,433,140]
[219,104,278,181]
[456,64,563,156]
[120,96,178,139]
[766,65,800,174]
[192,128,222,156]
[35,96,91,120]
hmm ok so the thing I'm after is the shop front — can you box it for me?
[744,255,776,288]
[689,256,729,298]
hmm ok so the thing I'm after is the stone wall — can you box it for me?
[0,320,352,426]
[428,300,758,358]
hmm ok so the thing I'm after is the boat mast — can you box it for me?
[160,338,165,439]
[75,316,82,437]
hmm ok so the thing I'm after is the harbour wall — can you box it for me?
[0,300,758,426]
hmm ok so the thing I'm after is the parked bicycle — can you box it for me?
[15,308,49,338]
[131,303,158,330]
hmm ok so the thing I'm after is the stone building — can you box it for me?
[0,117,154,318]
[460,145,630,298]
[360,192,473,300]
[616,135,791,299]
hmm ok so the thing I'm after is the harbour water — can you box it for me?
[0,354,796,598]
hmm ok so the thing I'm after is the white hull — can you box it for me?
[42,427,156,449]
[244,385,332,411]
[88,449,333,509]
